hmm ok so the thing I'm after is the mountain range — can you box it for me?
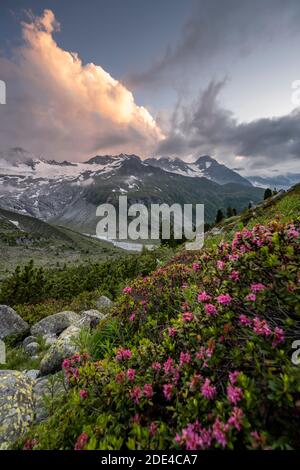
[0,148,265,233]
[247,173,300,190]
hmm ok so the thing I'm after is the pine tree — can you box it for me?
[215,209,224,224]
[264,188,272,200]
[226,207,234,218]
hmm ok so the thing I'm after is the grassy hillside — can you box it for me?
[16,184,300,450]
[0,206,124,279]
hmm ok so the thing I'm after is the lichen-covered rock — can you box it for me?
[31,311,80,337]
[39,325,81,376]
[77,309,106,329]
[0,305,29,341]
[33,374,66,423]
[0,371,34,449]
[95,295,113,310]
[24,370,40,381]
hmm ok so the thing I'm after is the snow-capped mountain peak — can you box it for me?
[145,155,252,186]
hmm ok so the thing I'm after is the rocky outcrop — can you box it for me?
[96,295,113,310]
[0,370,68,448]
[39,324,81,376]
[31,311,80,337]
[0,370,34,449]
[0,305,29,341]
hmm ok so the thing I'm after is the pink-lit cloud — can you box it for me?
[0,9,164,161]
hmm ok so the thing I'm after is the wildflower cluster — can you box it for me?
[23,221,300,451]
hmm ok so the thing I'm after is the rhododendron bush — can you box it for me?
[20,221,300,450]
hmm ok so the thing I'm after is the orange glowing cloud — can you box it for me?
[0,10,164,160]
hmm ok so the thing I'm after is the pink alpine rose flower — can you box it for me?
[239,314,252,326]
[230,271,240,281]
[246,293,256,302]
[250,283,266,293]
[272,326,285,347]
[228,407,244,431]
[149,422,158,437]
[79,389,88,399]
[204,304,217,316]
[227,384,243,405]
[75,433,89,451]
[201,378,216,400]
[182,311,194,322]
[192,262,201,271]
[216,293,232,305]
[130,386,142,404]
[123,286,132,294]
[253,317,271,336]
[197,291,211,302]
[288,228,299,238]
[212,418,228,448]
[163,383,174,401]
[116,348,132,362]
[127,368,135,382]
[217,260,225,270]
[168,327,177,337]
[143,383,154,398]
[179,351,191,366]
[229,371,241,385]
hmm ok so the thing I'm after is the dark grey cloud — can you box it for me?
[156,80,300,173]
[128,0,300,88]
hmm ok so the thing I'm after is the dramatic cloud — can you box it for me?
[0,10,163,161]
[156,80,300,175]
[128,0,300,88]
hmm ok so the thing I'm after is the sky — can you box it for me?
[0,0,300,175]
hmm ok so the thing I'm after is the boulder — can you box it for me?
[39,324,81,376]
[24,370,40,381]
[31,311,80,337]
[77,309,106,329]
[96,295,113,310]
[0,370,34,449]
[23,335,37,348]
[24,341,39,356]
[43,333,57,347]
[33,374,66,423]
[0,305,29,341]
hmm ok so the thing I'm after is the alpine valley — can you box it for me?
[0,148,264,235]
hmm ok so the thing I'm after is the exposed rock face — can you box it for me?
[77,309,106,329]
[0,305,29,340]
[39,324,81,376]
[96,295,113,310]
[31,311,80,337]
[0,370,34,449]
